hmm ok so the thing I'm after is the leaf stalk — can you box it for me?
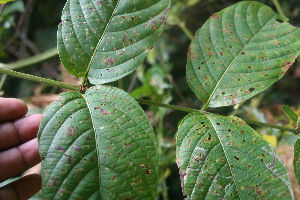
[137,99,299,134]
[273,0,288,21]
[0,67,81,92]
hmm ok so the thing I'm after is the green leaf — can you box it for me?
[0,0,14,4]
[283,104,298,122]
[294,139,300,185]
[58,0,170,85]
[1,0,24,16]
[176,113,292,199]
[38,86,158,199]
[187,1,300,108]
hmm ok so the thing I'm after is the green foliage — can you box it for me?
[57,0,171,84]
[38,85,158,199]
[0,0,14,4]
[294,139,300,185]
[187,1,300,108]
[37,1,300,199]
[1,0,300,199]
[283,105,298,122]
[0,0,24,57]
[177,113,292,199]
[131,65,170,99]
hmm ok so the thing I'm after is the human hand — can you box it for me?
[0,98,43,200]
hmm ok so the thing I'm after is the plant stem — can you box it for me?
[137,99,300,134]
[0,74,7,90]
[0,47,58,70]
[0,67,81,92]
[273,0,288,21]
[201,102,209,111]
[169,11,194,40]
[178,21,194,40]
[137,99,201,114]
[118,78,124,90]
[243,119,298,134]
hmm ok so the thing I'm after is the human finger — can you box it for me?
[0,138,41,183]
[0,114,43,151]
[0,174,41,200]
[0,98,28,123]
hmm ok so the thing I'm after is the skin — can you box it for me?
[0,98,42,200]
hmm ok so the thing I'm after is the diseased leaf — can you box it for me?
[283,105,298,122]
[58,0,170,84]
[38,86,158,199]
[187,1,300,107]
[176,113,293,199]
[294,139,300,185]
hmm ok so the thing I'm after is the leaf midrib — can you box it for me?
[81,93,102,198]
[204,12,277,108]
[84,0,121,80]
[205,114,242,200]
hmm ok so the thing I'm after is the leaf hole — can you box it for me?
[249,87,255,92]
[234,156,240,160]
[207,133,212,141]
[276,19,284,23]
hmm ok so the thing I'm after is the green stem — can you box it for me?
[0,48,58,70]
[243,119,297,134]
[137,99,299,134]
[0,67,81,92]
[169,11,194,40]
[178,21,194,40]
[0,74,7,90]
[118,78,124,90]
[273,0,288,21]
[201,102,209,111]
[137,99,200,113]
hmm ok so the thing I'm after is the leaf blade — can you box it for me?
[176,113,293,199]
[58,0,170,84]
[0,0,14,4]
[294,139,300,185]
[38,86,158,199]
[187,1,300,107]
[283,105,298,122]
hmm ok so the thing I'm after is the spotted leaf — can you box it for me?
[294,139,300,185]
[176,113,293,199]
[187,1,300,107]
[58,0,170,84]
[38,85,158,199]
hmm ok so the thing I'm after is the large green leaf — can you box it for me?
[294,139,300,185]
[58,0,170,84]
[38,86,158,199]
[176,113,293,199]
[187,1,300,107]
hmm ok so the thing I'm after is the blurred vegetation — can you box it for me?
[0,0,300,199]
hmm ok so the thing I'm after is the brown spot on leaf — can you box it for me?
[212,14,219,19]
[94,107,115,115]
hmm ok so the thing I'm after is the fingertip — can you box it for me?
[0,98,28,122]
